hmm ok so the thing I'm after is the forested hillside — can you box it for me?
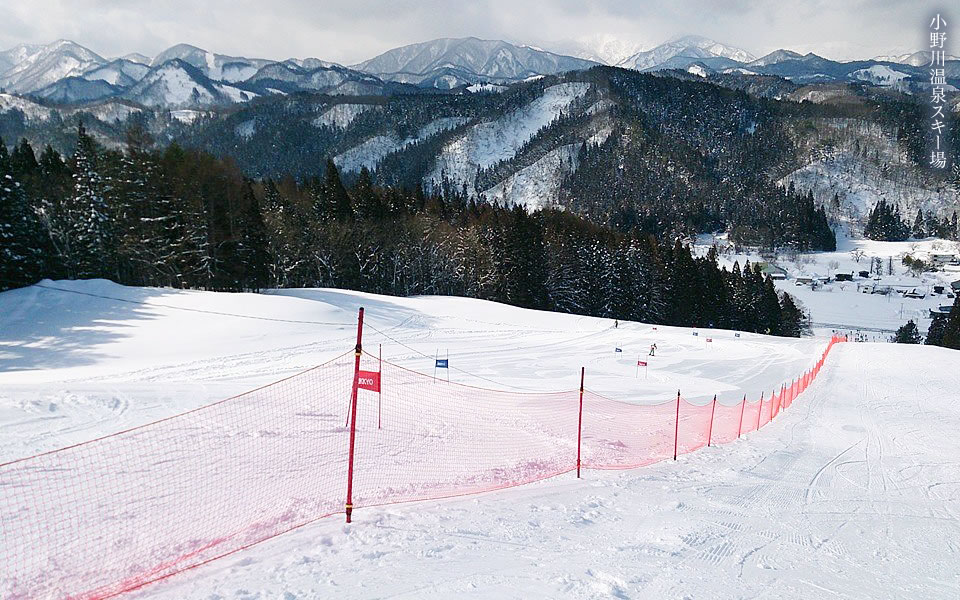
[3,65,960,336]
[5,67,956,251]
[1,126,805,336]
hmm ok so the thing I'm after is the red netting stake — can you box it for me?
[707,394,717,447]
[673,390,680,460]
[755,391,764,430]
[769,389,775,421]
[345,306,364,524]
[576,366,585,478]
[737,394,746,438]
[378,343,382,430]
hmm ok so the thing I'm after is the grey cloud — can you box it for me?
[0,0,953,64]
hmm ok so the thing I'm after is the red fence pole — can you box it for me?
[377,343,382,430]
[673,390,680,460]
[674,390,681,460]
[707,394,717,447]
[756,391,764,430]
[345,307,364,524]
[769,389,775,421]
[576,367,585,478]
[737,394,746,438]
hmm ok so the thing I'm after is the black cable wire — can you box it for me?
[362,321,545,391]
[8,280,608,392]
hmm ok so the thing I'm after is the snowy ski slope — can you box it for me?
[1,280,958,598]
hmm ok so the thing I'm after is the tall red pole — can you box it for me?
[576,367,585,478]
[737,394,746,438]
[756,391,764,430]
[345,307,364,524]
[673,390,681,460]
[377,343,382,430]
[707,395,717,447]
[769,389,775,421]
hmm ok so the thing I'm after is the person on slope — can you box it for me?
[649,343,657,356]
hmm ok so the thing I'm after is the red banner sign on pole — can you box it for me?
[637,360,647,367]
[357,370,381,393]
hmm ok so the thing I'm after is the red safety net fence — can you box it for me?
[0,333,846,599]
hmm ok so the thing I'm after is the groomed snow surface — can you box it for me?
[2,280,959,598]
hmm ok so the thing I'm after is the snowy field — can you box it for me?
[699,232,960,339]
[2,280,960,598]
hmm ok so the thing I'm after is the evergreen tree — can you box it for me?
[759,273,783,335]
[67,123,113,278]
[0,138,46,289]
[237,179,271,290]
[926,313,949,346]
[779,292,806,338]
[892,320,923,344]
[911,208,926,239]
[942,294,960,350]
[864,200,909,241]
[317,159,352,221]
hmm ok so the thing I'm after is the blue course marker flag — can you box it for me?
[436,359,449,368]
[615,347,622,353]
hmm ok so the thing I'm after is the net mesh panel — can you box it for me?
[710,399,748,446]
[580,391,676,469]
[1,353,354,600]
[0,336,845,599]
[352,355,578,508]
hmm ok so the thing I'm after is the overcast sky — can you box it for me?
[1,0,952,64]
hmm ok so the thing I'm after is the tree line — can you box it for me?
[893,294,960,350]
[0,125,809,337]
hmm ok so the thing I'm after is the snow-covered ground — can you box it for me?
[425,82,590,189]
[780,119,960,228]
[699,231,960,338]
[483,126,612,209]
[334,117,470,173]
[2,280,959,598]
[313,103,377,130]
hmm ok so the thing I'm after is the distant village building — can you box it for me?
[760,263,788,280]
[930,254,958,266]
[930,305,953,318]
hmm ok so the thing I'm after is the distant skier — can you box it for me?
[615,320,619,329]
[649,343,657,356]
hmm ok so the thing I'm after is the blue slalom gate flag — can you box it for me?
[692,331,699,337]
[615,347,622,353]
[436,359,449,368]
[735,332,741,338]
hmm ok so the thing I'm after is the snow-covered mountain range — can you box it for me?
[350,37,598,87]
[0,36,957,109]
[617,35,755,70]
[543,34,648,66]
